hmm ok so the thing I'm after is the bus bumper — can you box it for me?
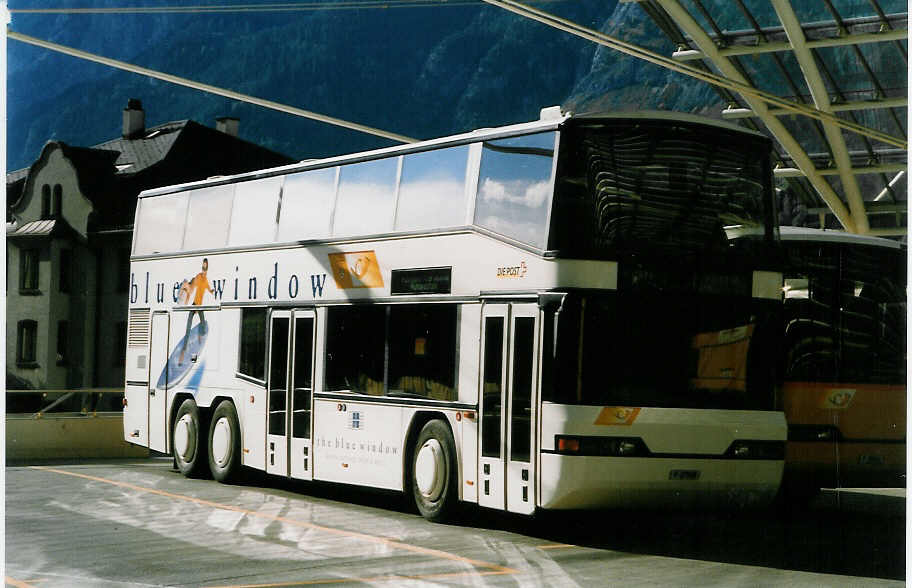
[539,453,783,509]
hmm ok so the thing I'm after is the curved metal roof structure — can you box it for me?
[631,0,907,238]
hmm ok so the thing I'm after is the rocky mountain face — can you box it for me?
[6,1,660,170]
[8,0,903,172]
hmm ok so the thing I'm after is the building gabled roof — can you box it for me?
[92,120,190,175]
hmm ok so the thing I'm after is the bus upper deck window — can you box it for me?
[474,132,556,249]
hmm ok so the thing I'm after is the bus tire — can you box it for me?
[173,398,207,477]
[208,400,243,483]
[411,419,457,523]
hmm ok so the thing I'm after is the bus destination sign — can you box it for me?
[391,267,452,295]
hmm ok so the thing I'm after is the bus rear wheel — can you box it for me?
[411,419,457,523]
[208,400,243,483]
[173,398,207,477]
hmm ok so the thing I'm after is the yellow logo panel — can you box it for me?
[594,407,641,426]
[328,251,384,289]
[819,388,856,410]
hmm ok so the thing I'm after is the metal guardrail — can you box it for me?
[6,388,124,419]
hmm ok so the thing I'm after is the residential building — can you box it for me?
[6,99,295,402]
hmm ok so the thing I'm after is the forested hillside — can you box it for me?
[7,0,904,170]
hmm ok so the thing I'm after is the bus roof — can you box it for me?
[779,226,904,249]
[137,109,768,199]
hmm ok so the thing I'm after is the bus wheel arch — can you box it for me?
[408,416,458,523]
[208,399,243,483]
[173,397,208,478]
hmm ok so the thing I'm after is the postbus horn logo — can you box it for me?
[329,251,384,289]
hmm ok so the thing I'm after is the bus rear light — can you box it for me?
[724,440,785,460]
[554,435,648,457]
[122,398,128,407]
[556,437,580,453]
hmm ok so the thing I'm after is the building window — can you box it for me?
[52,185,63,217]
[41,185,51,219]
[20,249,40,292]
[116,248,130,293]
[59,249,72,293]
[57,320,69,366]
[17,320,38,367]
[238,307,267,381]
[114,321,127,367]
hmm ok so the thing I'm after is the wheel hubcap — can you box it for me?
[415,439,445,501]
[211,417,232,467]
[174,414,195,460]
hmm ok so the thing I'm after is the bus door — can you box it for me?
[267,310,291,476]
[148,311,170,453]
[289,310,315,480]
[478,303,539,514]
[266,309,316,479]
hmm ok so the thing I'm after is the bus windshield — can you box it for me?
[544,290,780,410]
[550,119,774,260]
[783,241,907,385]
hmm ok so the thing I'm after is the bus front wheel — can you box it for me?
[208,400,243,483]
[411,419,457,523]
[173,398,207,477]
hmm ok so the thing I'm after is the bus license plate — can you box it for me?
[669,470,700,481]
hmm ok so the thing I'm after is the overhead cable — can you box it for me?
[7,30,418,144]
[9,0,564,14]
[480,0,907,150]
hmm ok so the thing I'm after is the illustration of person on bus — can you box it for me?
[178,257,214,365]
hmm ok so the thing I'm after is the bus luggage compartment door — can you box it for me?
[124,383,149,446]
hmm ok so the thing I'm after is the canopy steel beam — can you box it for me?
[672,28,908,60]
[874,171,906,202]
[722,97,908,118]
[774,162,907,177]
[481,0,904,149]
[809,201,906,215]
[652,0,857,232]
[771,0,869,233]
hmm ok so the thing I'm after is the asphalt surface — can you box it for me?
[5,458,906,587]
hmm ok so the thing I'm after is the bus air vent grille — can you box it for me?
[128,309,151,347]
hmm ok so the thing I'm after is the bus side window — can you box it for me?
[387,305,457,401]
[325,306,386,394]
[324,304,458,400]
[238,307,267,381]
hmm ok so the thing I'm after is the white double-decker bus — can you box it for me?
[123,108,786,521]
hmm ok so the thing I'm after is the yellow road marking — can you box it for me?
[5,577,38,588]
[211,568,514,587]
[29,466,518,577]
[537,543,576,550]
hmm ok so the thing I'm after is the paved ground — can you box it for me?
[5,458,906,587]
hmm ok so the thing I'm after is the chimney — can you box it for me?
[216,117,239,137]
[123,98,145,139]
